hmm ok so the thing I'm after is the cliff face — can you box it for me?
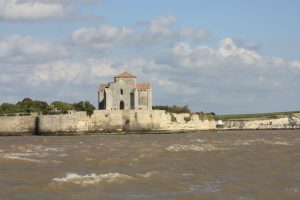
[220,116,300,130]
[0,110,216,135]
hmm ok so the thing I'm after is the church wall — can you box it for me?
[115,77,136,86]
[98,90,105,109]
[138,90,151,110]
[148,89,152,110]
[109,79,135,110]
[104,88,113,110]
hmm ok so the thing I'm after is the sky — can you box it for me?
[0,0,300,114]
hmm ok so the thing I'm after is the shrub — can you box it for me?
[195,112,215,121]
[170,113,177,122]
[184,115,192,123]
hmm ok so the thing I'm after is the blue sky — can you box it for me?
[0,0,299,114]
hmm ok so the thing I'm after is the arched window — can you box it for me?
[120,89,123,95]
[119,101,125,110]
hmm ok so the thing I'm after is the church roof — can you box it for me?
[137,83,151,90]
[99,84,108,91]
[115,71,136,78]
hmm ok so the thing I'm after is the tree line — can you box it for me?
[0,98,95,117]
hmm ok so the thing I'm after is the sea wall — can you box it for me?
[0,110,216,135]
[0,115,37,136]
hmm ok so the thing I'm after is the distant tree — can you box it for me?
[152,105,191,113]
[73,101,95,117]
[34,100,48,111]
[0,103,17,114]
[73,101,85,111]
[16,98,48,113]
[51,101,75,111]
[0,98,95,116]
[84,101,95,117]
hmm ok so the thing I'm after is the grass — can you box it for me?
[216,111,300,120]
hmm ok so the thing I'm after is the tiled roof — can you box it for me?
[99,84,108,91]
[137,83,151,90]
[115,71,136,78]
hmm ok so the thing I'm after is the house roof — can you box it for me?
[114,71,136,78]
[137,83,151,90]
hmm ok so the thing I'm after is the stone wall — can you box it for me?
[0,110,216,135]
[0,115,36,136]
[38,110,123,134]
[39,110,216,134]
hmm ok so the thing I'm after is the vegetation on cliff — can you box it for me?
[216,111,300,120]
[0,98,95,117]
[152,105,191,113]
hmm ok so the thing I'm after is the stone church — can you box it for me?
[98,72,152,110]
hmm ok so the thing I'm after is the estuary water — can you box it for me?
[0,130,300,200]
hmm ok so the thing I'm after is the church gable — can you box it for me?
[114,71,136,78]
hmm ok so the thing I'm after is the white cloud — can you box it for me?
[0,0,64,20]
[178,26,209,40]
[218,38,263,64]
[89,59,118,77]
[166,38,289,69]
[69,16,209,52]
[170,42,192,56]
[289,61,300,70]
[148,16,176,37]
[0,74,13,83]
[0,0,105,21]
[70,25,136,50]
[28,58,120,86]
[178,26,194,38]
[28,60,86,85]
[194,29,209,40]
[0,35,67,62]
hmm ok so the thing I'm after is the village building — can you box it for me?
[98,72,152,110]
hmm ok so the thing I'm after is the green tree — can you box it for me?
[16,98,48,113]
[51,101,75,111]
[73,101,95,117]
[0,103,17,114]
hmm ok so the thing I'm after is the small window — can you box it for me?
[120,89,123,95]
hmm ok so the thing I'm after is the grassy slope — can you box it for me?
[216,111,300,120]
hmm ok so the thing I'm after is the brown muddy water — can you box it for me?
[1,130,300,200]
